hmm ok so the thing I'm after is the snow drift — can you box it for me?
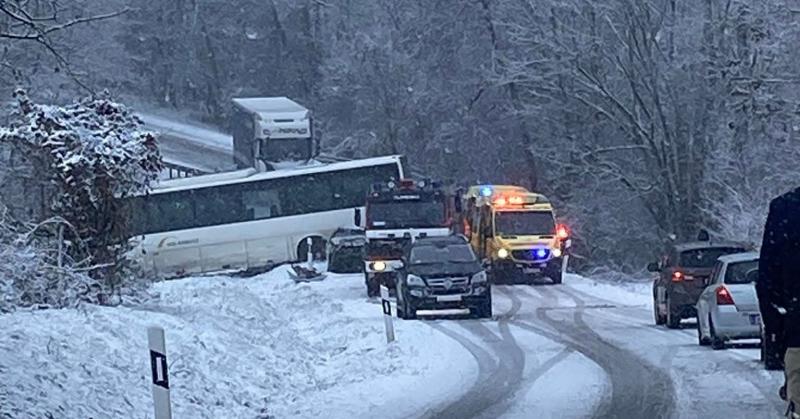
[0,266,473,418]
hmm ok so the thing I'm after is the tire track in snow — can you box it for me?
[558,286,787,417]
[425,287,527,419]
[513,286,678,419]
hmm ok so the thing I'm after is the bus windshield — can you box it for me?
[495,211,555,236]
[368,201,446,229]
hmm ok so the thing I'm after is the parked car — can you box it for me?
[395,236,491,319]
[696,252,761,350]
[649,240,750,328]
[327,228,366,274]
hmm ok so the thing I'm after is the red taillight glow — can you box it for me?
[716,286,735,305]
[494,197,508,206]
[672,271,684,282]
[556,224,570,240]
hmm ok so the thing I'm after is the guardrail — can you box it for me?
[161,161,207,179]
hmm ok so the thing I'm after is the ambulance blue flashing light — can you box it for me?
[480,186,493,197]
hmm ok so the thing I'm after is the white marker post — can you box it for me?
[147,326,172,419]
[380,285,396,343]
[306,237,313,268]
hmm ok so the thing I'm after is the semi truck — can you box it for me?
[230,97,313,170]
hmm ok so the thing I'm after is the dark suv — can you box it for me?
[396,236,491,319]
[649,241,749,328]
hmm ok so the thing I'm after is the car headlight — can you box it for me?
[372,261,386,272]
[552,248,562,257]
[407,274,425,287]
[471,271,487,285]
[497,248,509,259]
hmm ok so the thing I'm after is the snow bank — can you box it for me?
[563,273,651,306]
[0,267,473,418]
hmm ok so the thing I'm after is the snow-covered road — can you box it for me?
[0,270,786,418]
[420,275,785,418]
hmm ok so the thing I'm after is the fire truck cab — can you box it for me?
[362,178,453,297]
[461,185,569,284]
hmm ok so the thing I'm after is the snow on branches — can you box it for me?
[0,90,162,309]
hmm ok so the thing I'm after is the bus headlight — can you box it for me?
[552,248,563,258]
[497,248,510,259]
[372,261,387,272]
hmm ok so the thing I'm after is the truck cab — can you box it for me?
[462,185,569,284]
[230,97,313,169]
[362,179,453,297]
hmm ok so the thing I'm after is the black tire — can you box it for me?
[549,269,563,285]
[402,295,417,320]
[654,297,666,325]
[709,316,725,350]
[473,293,493,319]
[366,273,379,298]
[697,315,710,346]
[666,295,681,329]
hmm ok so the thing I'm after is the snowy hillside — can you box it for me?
[0,267,474,419]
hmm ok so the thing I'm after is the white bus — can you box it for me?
[127,155,406,278]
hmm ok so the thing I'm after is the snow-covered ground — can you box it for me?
[0,266,475,419]
[1,267,785,418]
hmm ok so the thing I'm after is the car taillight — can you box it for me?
[716,286,735,305]
[671,271,684,282]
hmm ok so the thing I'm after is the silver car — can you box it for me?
[696,252,761,350]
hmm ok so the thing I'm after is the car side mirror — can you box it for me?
[647,262,660,273]
[354,208,362,227]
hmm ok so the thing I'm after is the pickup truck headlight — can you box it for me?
[471,271,488,285]
[407,274,425,287]
[497,248,510,259]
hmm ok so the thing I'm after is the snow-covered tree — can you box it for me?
[0,89,162,296]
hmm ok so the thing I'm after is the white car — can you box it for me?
[696,252,761,350]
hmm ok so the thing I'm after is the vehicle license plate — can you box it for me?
[437,295,462,302]
[523,267,541,274]
[749,314,761,326]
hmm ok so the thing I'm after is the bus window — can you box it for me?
[242,187,282,220]
[195,184,245,227]
[329,164,399,208]
[291,173,335,214]
[149,191,196,233]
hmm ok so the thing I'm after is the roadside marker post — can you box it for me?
[380,285,396,343]
[147,326,173,419]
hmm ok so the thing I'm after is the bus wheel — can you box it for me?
[297,236,327,262]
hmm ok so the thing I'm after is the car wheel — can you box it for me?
[654,296,666,325]
[396,284,407,319]
[403,296,417,320]
[709,315,725,350]
[666,295,681,329]
[697,315,710,346]
[549,270,563,285]
[366,273,379,298]
[473,293,493,319]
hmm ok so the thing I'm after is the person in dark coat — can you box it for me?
[759,187,800,417]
